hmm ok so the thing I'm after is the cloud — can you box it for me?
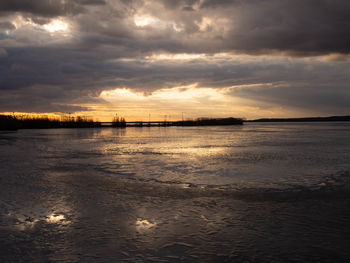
[229,82,350,116]
[0,21,15,30]
[1,0,349,55]
[0,0,349,117]
[0,0,106,17]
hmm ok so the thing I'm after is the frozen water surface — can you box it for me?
[1,122,350,262]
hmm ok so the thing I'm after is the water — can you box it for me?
[1,123,350,262]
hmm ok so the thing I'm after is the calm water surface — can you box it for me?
[1,122,350,262]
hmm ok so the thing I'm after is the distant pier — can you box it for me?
[102,118,244,127]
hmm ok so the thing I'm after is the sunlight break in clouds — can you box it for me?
[97,84,282,121]
[98,84,232,121]
[145,53,206,61]
[100,84,227,104]
[134,15,164,28]
[43,19,69,33]
[11,16,69,33]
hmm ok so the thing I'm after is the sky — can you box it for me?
[0,0,350,121]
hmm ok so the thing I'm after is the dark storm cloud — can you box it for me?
[227,0,350,56]
[0,46,111,112]
[0,0,349,115]
[152,0,350,56]
[1,0,349,55]
[0,0,106,17]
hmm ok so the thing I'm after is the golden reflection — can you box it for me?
[135,218,156,232]
[46,213,70,225]
[11,212,70,230]
[160,146,226,157]
[13,215,39,231]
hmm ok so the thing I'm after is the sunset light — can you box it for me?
[1,1,350,262]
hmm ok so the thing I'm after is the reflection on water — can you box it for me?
[65,123,350,188]
[2,123,348,189]
[1,123,350,262]
[46,213,70,225]
[11,213,39,231]
[6,211,71,232]
[135,218,157,232]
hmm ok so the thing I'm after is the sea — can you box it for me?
[1,122,350,262]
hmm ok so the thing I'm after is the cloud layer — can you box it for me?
[0,0,349,117]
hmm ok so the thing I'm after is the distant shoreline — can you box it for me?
[1,115,350,131]
[247,115,350,122]
[0,116,243,130]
